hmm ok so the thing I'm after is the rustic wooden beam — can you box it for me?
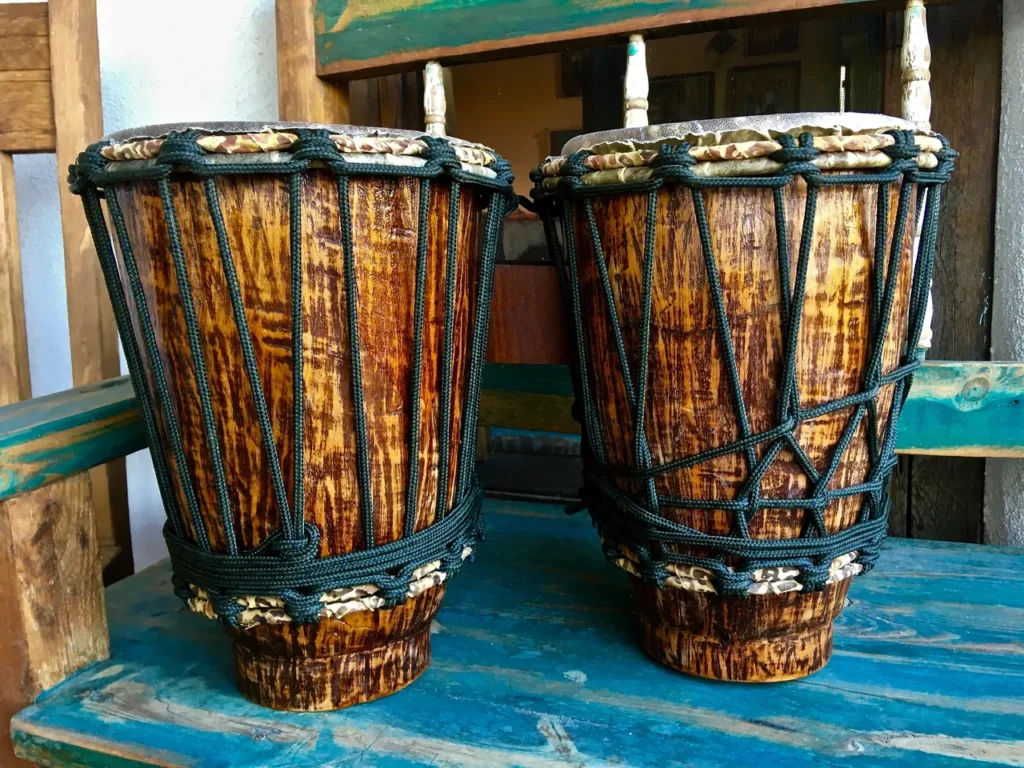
[313,0,924,78]
[0,472,108,767]
[49,0,132,577]
[277,0,350,122]
[0,152,30,405]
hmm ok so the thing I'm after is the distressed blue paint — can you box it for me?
[14,499,1024,767]
[0,376,146,501]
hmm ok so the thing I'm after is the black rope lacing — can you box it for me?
[71,129,516,625]
[530,130,956,596]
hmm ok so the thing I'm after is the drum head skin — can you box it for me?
[559,112,922,156]
[105,121,492,152]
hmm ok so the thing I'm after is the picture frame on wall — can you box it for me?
[726,62,800,116]
[648,72,715,124]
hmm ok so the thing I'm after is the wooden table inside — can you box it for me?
[11,499,1024,767]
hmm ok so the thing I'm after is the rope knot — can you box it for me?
[69,145,107,195]
[560,150,592,179]
[650,143,696,173]
[422,136,462,171]
[771,133,819,164]
[281,590,323,623]
[290,130,340,164]
[266,522,319,561]
[156,131,206,166]
[883,130,921,161]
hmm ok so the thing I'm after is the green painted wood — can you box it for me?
[0,376,145,502]
[0,360,1019,508]
[12,498,1024,767]
[478,361,1024,457]
[314,0,882,77]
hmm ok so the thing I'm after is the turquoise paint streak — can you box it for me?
[13,499,1024,767]
[316,0,750,66]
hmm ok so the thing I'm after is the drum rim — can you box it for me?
[558,111,923,157]
[104,120,492,150]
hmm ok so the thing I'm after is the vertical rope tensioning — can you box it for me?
[560,199,607,464]
[337,174,375,547]
[456,192,505,500]
[158,178,239,555]
[106,190,211,551]
[288,173,306,539]
[204,178,294,541]
[404,178,432,538]
[435,181,461,521]
[81,188,186,541]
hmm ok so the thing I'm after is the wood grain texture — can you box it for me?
[49,0,132,578]
[276,0,350,122]
[110,169,488,708]
[885,0,1001,543]
[11,499,1024,768]
[487,263,571,364]
[567,176,914,680]
[0,473,108,768]
[314,0,894,78]
[0,377,145,503]
[0,152,30,405]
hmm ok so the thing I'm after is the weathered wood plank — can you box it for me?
[277,0,350,122]
[50,0,132,577]
[0,152,31,406]
[12,498,1024,767]
[0,377,145,503]
[314,0,903,78]
[1,473,108,768]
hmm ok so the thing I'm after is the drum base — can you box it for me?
[632,578,849,682]
[227,586,445,710]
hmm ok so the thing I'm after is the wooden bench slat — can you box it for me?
[10,498,1024,767]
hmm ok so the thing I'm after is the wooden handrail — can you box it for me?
[1,359,1021,505]
[0,376,144,502]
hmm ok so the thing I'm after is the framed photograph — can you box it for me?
[726,62,800,117]
[648,72,715,124]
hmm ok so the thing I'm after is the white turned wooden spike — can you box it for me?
[424,60,447,137]
[624,34,649,128]
[902,0,935,351]
[902,0,932,132]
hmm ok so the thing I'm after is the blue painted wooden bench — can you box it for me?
[10,498,1024,767]
[2,0,1024,764]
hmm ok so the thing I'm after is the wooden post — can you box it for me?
[624,34,649,129]
[0,473,109,767]
[902,0,935,351]
[276,0,350,122]
[424,61,447,136]
[49,0,132,579]
[0,152,30,407]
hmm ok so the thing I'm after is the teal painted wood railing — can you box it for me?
[1,361,1022,504]
[313,0,877,76]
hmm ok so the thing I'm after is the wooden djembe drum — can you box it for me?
[533,107,955,681]
[69,105,514,708]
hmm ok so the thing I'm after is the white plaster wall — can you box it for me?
[9,0,280,568]
[986,0,1024,546]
